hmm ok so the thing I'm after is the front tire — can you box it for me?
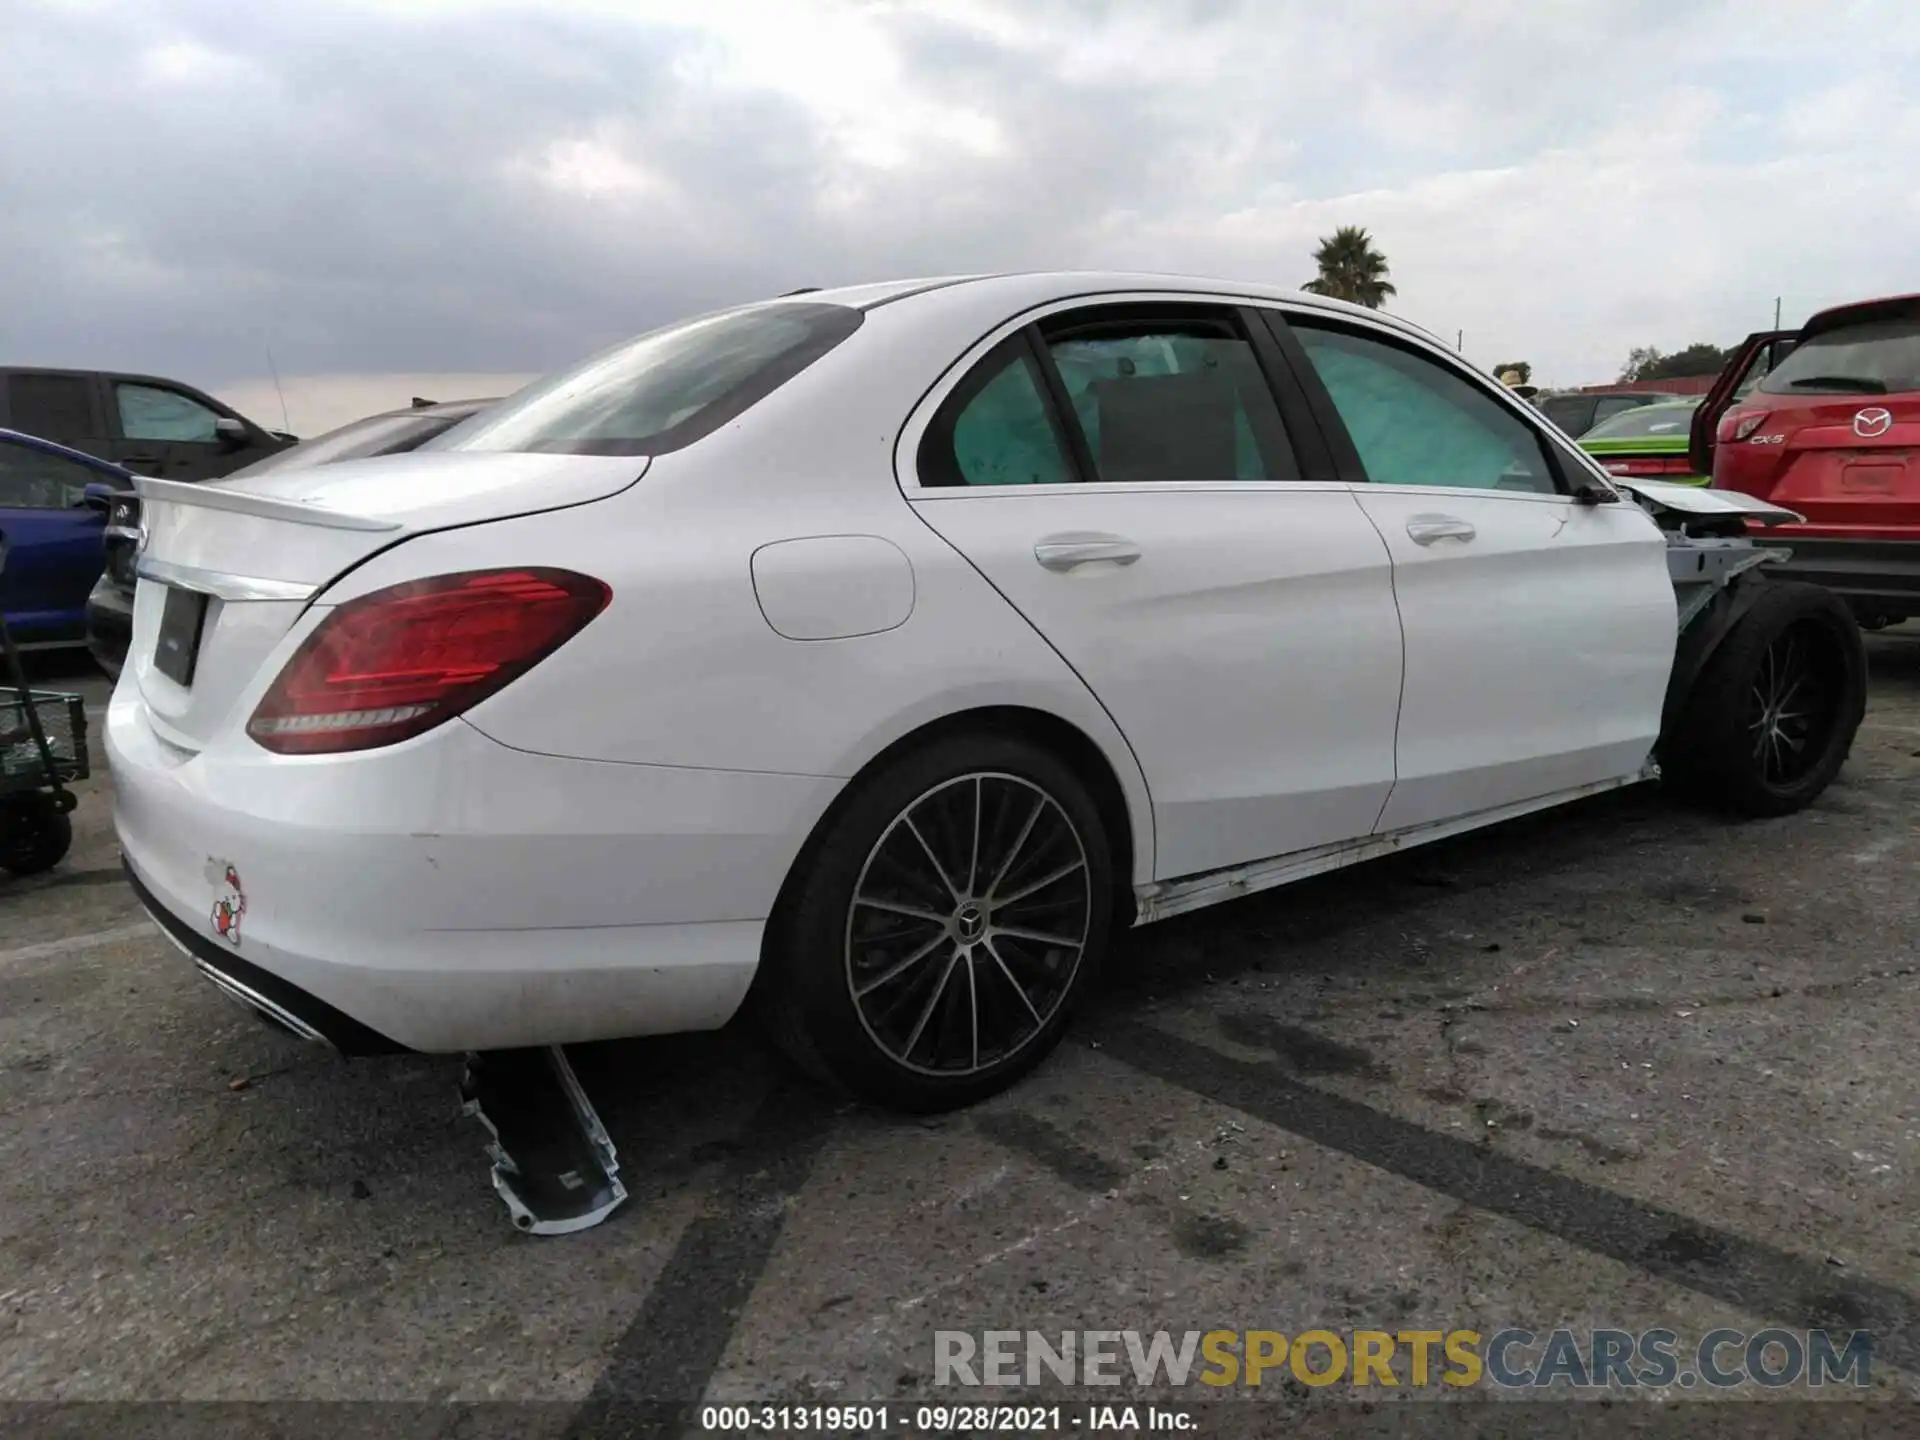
[760,732,1115,1113]
[1663,580,1866,817]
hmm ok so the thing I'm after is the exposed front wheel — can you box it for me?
[761,732,1115,1112]
[1663,581,1867,817]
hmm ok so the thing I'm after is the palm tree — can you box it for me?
[1301,226,1397,309]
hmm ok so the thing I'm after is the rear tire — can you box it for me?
[0,794,73,876]
[1663,581,1866,817]
[758,732,1114,1113]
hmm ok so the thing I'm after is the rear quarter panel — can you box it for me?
[312,294,1160,883]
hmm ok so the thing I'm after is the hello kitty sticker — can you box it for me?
[210,862,246,947]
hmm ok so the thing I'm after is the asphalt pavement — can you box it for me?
[3,642,1918,1435]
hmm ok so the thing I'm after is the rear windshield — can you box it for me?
[226,410,462,478]
[429,302,863,456]
[1760,316,1920,396]
[1581,402,1699,441]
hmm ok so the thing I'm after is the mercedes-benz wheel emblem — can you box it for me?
[1854,407,1894,439]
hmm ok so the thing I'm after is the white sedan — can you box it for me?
[108,272,1866,1113]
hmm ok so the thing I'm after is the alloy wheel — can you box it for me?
[844,772,1092,1076]
[1746,620,1842,787]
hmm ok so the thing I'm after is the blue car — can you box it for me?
[0,428,127,649]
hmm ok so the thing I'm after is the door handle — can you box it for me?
[1033,533,1142,572]
[1406,514,1476,545]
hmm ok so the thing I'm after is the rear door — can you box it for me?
[0,436,107,642]
[1273,310,1675,832]
[903,298,1405,881]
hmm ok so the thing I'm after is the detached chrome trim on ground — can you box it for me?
[460,1047,629,1236]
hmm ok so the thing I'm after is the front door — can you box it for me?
[905,302,1405,881]
[1281,314,1676,832]
[0,436,108,643]
[107,378,280,480]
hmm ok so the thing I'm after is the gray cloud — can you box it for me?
[5,0,1919,401]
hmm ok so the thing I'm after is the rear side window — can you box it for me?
[7,374,95,439]
[1539,396,1594,434]
[1294,322,1560,494]
[434,302,862,456]
[1592,395,1650,425]
[1041,315,1299,483]
[920,338,1076,488]
[1760,316,1920,396]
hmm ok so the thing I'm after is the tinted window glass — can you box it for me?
[1760,316,1920,395]
[1294,324,1559,494]
[227,410,458,478]
[1592,396,1650,424]
[1539,396,1595,435]
[922,343,1075,488]
[8,374,94,438]
[433,302,862,456]
[1582,401,1699,441]
[0,439,97,508]
[117,383,221,442]
[1042,317,1297,483]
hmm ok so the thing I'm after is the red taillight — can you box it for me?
[1601,457,1697,477]
[247,568,610,754]
[1722,411,1770,442]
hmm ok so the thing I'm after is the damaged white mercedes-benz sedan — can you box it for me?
[110,271,1866,1116]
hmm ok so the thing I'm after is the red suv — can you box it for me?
[1693,294,1920,627]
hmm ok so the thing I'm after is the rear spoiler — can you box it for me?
[132,475,400,533]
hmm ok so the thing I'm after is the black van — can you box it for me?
[0,368,294,481]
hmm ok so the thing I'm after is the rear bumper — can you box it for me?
[124,859,409,1053]
[1752,535,1920,615]
[85,576,132,678]
[108,690,842,1052]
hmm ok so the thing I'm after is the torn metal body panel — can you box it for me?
[460,1046,628,1235]
[1620,477,1803,528]
[1627,479,1806,738]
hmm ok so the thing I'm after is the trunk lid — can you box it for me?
[127,451,646,750]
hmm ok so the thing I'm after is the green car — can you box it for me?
[1576,398,1706,484]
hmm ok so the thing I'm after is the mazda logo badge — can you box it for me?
[1854,407,1894,439]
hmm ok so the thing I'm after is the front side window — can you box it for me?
[117,383,222,443]
[1041,313,1298,483]
[1760,317,1920,396]
[434,301,862,456]
[1293,323,1560,494]
[0,439,98,508]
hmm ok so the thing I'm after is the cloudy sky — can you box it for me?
[8,0,1918,431]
